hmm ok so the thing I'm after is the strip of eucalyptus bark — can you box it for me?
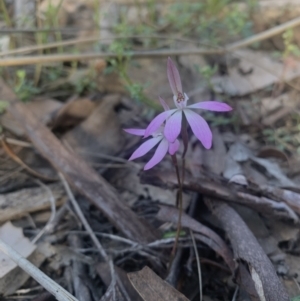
[205,199,289,301]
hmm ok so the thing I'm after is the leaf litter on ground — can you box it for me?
[3,2,300,299]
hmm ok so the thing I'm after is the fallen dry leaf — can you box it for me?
[52,96,99,128]
[257,146,289,162]
[237,92,298,126]
[202,128,227,175]
[0,183,65,223]
[128,266,189,301]
[251,157,296,187]
[0,222,37,294]
[62,94,126,164]
[261,185,300,216]
[1,243,47,296]
[223,154,243,180]
[1,97,62,137]
[1,78,157,243]
[212,50,300,96]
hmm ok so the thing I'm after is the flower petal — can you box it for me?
[168,139,180,155]
[159,96,170,111]
[144,109,176,137]
[188,101,232,111]
[129,137,162,161]
[164,110,182,142]
[144,138,169,170]
[184,109,212,149]
[124,128,145,136]
[167,57,183,96]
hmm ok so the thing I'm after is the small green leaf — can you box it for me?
[16,69,26,80]
[0,100,9,114]
[163,230,186,239]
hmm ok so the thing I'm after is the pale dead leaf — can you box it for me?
[223,154,243,180]
[238,93,298,126]
[243,162,269,186]
[0,222,40,294]
[212,50,300,96]
[262,92,298,125]
[250,266,266,301]
[52,96,99,128]
[62,94,125,164]
[1,97,62,136]
[0,222,36,278]
[1,243,47,296]
[228,141,252,162]
[251,157,296,187]
[229,174,248,186]
[202,128,227,175]
[128,266,189,301]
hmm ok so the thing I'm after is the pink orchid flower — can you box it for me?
[144,57,232,149]
[124,127,180,170]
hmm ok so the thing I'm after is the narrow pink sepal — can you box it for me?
[124,128,145,136]
[164,110,182,142]
[187,101,232,112]
[129,137,161,161]
[167,57,183,96]
[144,139,169,170]
[184,109,212,149]
[158,96,170,111]
[144,109,176,137]
[168,139,180,155]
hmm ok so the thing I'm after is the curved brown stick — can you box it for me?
[206,199,289,301]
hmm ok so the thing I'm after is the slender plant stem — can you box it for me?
[171,155,183,258]
[190,230,202,301]
[0,0,12,27]
[0,0,16,49]
[171,117,188,258]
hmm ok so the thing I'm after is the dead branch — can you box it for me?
[0,78,158,244]
[206,199,289,301]
[141,170,298,222]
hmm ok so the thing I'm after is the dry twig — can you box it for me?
[0,78,158,243]
[1,15,300,66]
[0,238,78,301]
[31,180,56,243]
[59,173,108,260]
[190,230,202,301]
